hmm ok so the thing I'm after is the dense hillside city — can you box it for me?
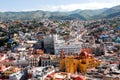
[0,3,120,80]
[0,16,120,80]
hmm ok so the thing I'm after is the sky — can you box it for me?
[0,0,120,12]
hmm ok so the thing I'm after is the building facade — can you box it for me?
[43,35,54,54]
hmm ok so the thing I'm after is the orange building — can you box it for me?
[59,48,100,74]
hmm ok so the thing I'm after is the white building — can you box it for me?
[28,66,55,80]
[54,41,82,54]
[43,34,82,54]
[53,34,82,54]
[9,71,24,80]
[54,44,81,54]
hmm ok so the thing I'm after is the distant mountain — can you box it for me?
[106,12,120,18]
[105,5,120,18]
[103,5,120,15]
[48,8,108,20]
[94,5,120,19]
[0,11,52,20]
[0,5,120,20]
[72,8,108,19]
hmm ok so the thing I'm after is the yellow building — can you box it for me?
[59,48,100,74]
[3,66,20,77]
[13,33,19,42]
[65,56,75,74]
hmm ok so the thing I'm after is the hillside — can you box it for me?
[0,5,120,20]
